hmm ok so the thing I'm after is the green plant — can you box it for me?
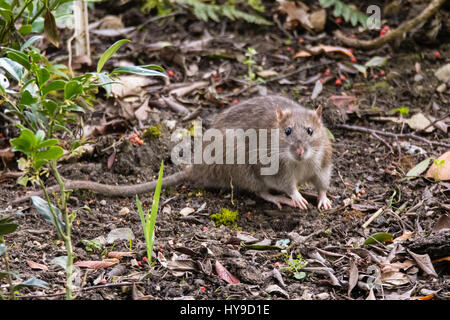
[0,0,75,46]
[319,0,369,28]
[142,0,272,25]
[5,38,166,299]
[136,161,164,266]
[242,47,263,84]
[281,252,308,280]
[0,215,49,299]
[209,208,238,227]
[432,158,445,182]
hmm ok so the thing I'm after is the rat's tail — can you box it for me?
[11,170,190,204]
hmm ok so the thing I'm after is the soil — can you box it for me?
[0,0,449,301]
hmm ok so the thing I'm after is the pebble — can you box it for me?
[100,200,107,206]
[316,292,330,300]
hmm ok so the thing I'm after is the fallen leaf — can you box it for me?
[425,151,450,181]
[167,259,198,272]
[405,113,434,133]
[432,214,450,233]
[330,95,356,107]
[294,45,356,61]
[256,69,278,79]
[309,9,326,31]
[311,79,323,100]
[215,260,240,284]
[363,232,393,245]
[277,0,313,30]
[407,249,438,277]
[179,207,195,216]
[381,271,410,287]
[111,75,157,98]
[106,227,135,244]
[348,259,359,296]
[434,63,450,82]
[74,260,118,269]
[393,231,415,242]
[26,260,48,271]
[412,294,434,300]
[406,158,431,178]
[107,251,133,259]
[380,260,415,273]
[265,284,289,298]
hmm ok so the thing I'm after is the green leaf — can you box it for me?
[0,216,18,235]
[294,271,307,280]
[111,65,167,77]
[44,9,60,47]
[21,35,44,50]
[31,196,65,229]
[36,146,63,160]
[14,278,49,290]
[19,89,38,106]
[352,63,367,77]
[37,138,59,149]
[406,158,431,178]
[6,49,30,70]
[64,80,83,100]
[19,24,33,35]
[42,80,66,96]
[0,57,23,81]
[97,39,130,73]
[10,128,37,154]
[365,56,388,68]
[363,232,393,245]
[35,67,50,87]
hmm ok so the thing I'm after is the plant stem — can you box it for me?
[50,161,73,300]
[1,235,15,300]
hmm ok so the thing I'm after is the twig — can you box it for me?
[362,207,385,229]
[334,0,446,49]
[336,124,450,148]
[422,112,450,132]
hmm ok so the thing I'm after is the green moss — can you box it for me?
[209,208,239,227]
[143,124,162,139]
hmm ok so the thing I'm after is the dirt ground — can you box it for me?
[0,0,449,300]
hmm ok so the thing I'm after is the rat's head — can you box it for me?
[276,105,326,162]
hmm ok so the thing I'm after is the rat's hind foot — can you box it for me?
[259,192,295,210]
[317,191,332,210]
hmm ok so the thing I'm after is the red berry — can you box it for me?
[380,70,385,76]
[335,18,342,24]
[324,69,330,76]
[232,99,239,104]
[351,56,357,63]
[142,257,148,262]
[340,75,346,81]
[167,70,175,77]
[434,51,441,58]
[335,79,342,85]
[373,74,379,79]
[348,104,354,109]
[200,286,206,292]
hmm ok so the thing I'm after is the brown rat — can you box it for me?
[12,95,332,210]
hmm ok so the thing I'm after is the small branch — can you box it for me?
[334,0,446,49]
[336,124,450,148]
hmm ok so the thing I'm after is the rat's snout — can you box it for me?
[296,147,303,157]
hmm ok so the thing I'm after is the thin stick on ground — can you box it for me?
[334,0,446,50]
[336,124,450,148]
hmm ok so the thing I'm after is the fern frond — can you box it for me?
[319,0,368,28]
[176,0,272,25]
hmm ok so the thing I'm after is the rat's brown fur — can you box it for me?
[12,95,333,209]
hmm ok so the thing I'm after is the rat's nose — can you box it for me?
[296,147,303,156]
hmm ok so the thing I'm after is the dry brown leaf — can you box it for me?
[407,249,438,277]
[107,251,134,259]
[26,260,48,271]
[380,260,415,273]
[393,230,415,242]
[74,260,118,269]
[432,214,450,233]
[0,148,15,168]
[381,271,410,287]
[310,9,326,31]
[277,0,313,30]
[111,75,157,98]
[215,260,240,284]
[425,151,450,181]
[348,259,358,296]
[330,95,356,107]
[294,45,356,60]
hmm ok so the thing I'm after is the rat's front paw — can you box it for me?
[291,190,309,210]
[317,192,332,210]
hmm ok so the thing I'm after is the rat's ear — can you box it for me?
[315,105,322,119]
[276,105,284,121]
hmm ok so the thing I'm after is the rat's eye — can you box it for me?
[306,127,313,136]
[285,127,292,136]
